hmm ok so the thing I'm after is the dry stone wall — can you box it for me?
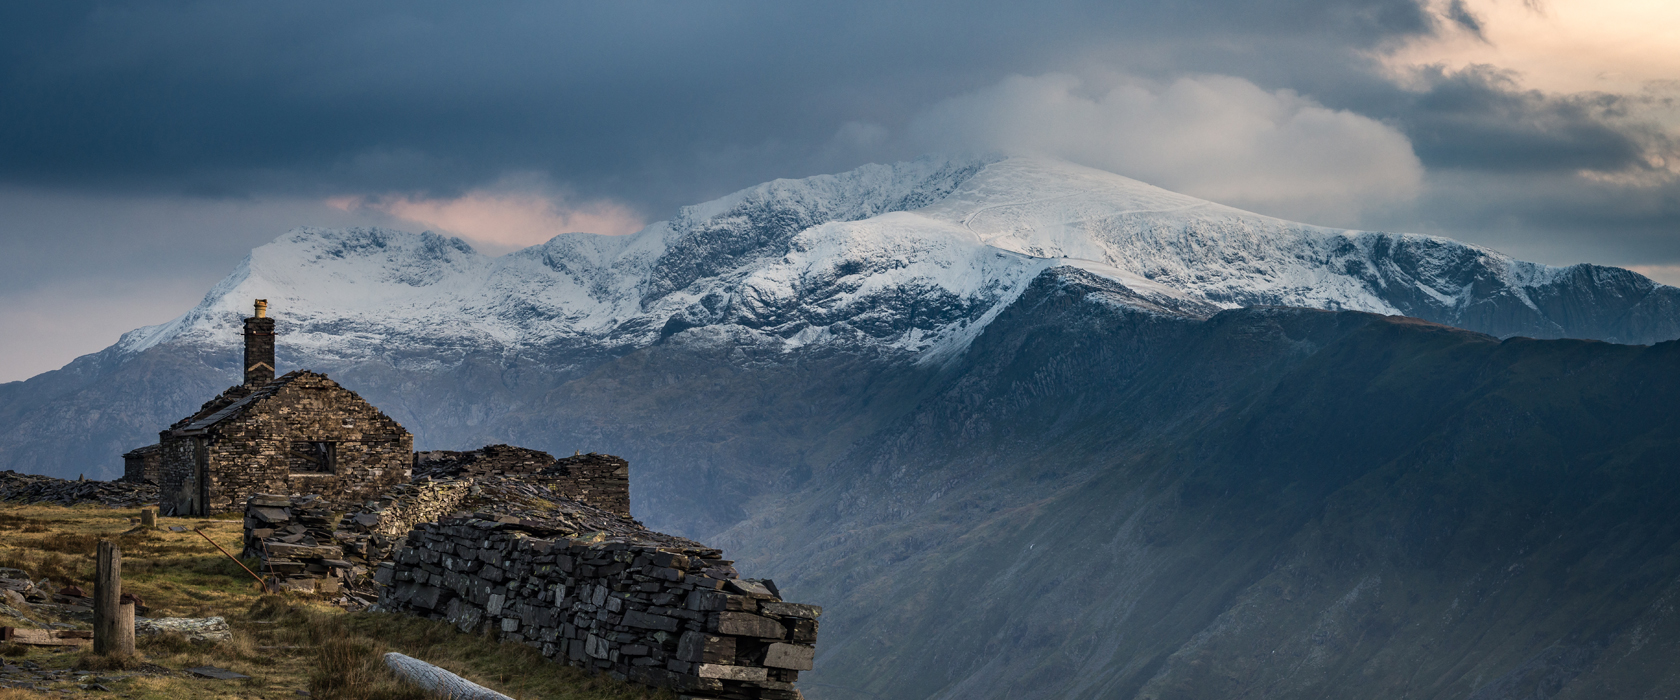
[240,473,639,603]
[542,453,631,517]
[241,481,473,602]
[378,516,819,700]
[347,479,477,540]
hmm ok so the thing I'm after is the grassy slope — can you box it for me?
[0,505,673,700]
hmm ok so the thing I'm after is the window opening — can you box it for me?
[289,441,335,473]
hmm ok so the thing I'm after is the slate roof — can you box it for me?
[168,370,317,436]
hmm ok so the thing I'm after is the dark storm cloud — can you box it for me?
[1443,0,1486,38]
[1382,65,1660,173]
[3,0,1679,383]
[0,0,1439,214]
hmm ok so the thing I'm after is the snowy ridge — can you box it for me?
[115,156,1678,368]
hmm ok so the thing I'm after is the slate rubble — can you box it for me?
[0,471,158,508]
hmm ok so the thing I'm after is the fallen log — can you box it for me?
[383,652,514,700]
[1,627,94,646]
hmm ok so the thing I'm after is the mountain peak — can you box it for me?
[106,156,1680,369]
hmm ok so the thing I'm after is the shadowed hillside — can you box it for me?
[705,269,1680,700]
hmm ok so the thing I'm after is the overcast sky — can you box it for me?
[2,0,1677,381]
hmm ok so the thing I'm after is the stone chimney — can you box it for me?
[243,299,275,386]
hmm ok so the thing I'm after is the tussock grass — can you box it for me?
[0,503,673,700]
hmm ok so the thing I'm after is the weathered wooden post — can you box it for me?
[140,508,157,529]
[93,540,134,657]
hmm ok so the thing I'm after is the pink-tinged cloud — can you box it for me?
[1627,265,1680,287]
[328,189,645,254]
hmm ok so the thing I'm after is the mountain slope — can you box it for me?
[708,269,1680,700]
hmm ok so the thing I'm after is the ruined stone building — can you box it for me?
[413,445,632,517]
[121,443,162,485]
[124,300,413,515]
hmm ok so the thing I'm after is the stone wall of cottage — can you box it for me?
[351,479,478,540]
[121,445,164,485]
[161,373,413,515]
[379,517,819,700]
[156,437,200,516]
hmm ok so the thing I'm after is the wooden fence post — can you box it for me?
[116,601,135,655]
[94,540,134,657]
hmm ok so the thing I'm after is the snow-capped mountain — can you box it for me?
[7,156,1680,700]
[112,156,1679,373]
[6,154,1680,486]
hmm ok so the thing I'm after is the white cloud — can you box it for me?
[329,174,645,255]
[1384,0,1680,96]
[901,72,1425,227]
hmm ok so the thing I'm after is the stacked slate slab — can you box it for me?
[241,494,357,594]
[378,515,819,700]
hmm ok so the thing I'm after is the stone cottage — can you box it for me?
[130,300,414,516]
[121,443,163,485]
